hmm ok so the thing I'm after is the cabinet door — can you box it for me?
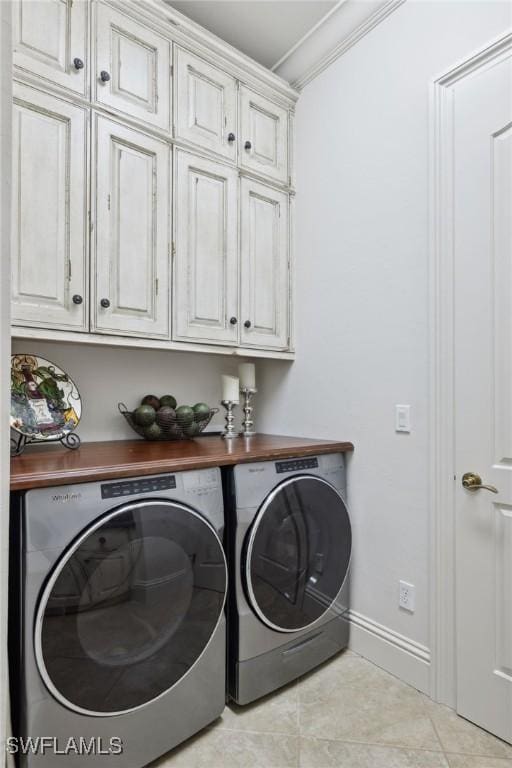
[13,0,88,96]
[240,179,289,350]
[174,151,238,345]
[240,87,288,185]
[95,3,170,130]
[175,48,237,162]
[93,116,170,339]
[12,84,88,331]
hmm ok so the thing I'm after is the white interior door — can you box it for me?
[13,0,88,96]
[94,3,170,130]
[12,83,88,331]
[174,47,237,161]
[454,49,512,742]
[93,115,170,339]
[240,178,289,350]
[173,150,238,345]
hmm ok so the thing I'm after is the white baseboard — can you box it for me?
[347,610,431,695]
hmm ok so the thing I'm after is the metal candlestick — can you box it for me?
[221,400,238,439]
[240,387,257,437]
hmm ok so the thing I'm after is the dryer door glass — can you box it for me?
[245,476,351,632]
[35,500,226,715]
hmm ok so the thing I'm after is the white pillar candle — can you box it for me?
[239,363,256,389]
[221,375,239,403]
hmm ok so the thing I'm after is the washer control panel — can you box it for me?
[101,475,176,499]
[275,457,319,474]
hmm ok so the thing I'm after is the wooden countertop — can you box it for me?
[10,434,354,491]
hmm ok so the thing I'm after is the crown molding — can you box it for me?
[270,0,349,73]
[274,0,406,91]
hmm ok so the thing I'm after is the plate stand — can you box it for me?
[10,431,81,457]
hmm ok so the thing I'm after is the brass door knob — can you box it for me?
[462,472,498,494]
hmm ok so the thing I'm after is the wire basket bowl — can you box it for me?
[118,402,218,441]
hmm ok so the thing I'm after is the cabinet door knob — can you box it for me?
[73,58,84,70]
[100,70,111,83]
[230,316,237,325]
[228,132,236,142]
[100,298,111,308]
[244,140,252,150]
[72,294,83,305]
[244,320,251,328]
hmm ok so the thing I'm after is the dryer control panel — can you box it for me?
[101,475,176,499]
[234,454,345,511]
[275,457,318,473]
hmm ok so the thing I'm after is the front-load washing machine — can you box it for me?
[10,468,227,767]
[225,453,351,705]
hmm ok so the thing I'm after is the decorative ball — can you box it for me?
[160,394,177,409]
[156,406,177,428]
[184,422,201,437]
[143,422,162,440]
[133,404,156,427]
[176,405,194,425]
[141,394,161,410]
[193,402,210,418]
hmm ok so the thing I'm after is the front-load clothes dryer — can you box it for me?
[10,468,227,767]
[225,453,351,705]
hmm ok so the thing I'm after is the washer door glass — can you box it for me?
[245,476,351,632]
[35,500,227,715]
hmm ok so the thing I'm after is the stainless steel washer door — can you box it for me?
[244,476,351,632]
[35,500,227,716]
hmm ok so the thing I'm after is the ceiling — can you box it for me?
[167,1,338,70]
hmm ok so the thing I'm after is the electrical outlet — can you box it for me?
[399,581,415,612]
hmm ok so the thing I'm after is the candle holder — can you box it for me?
[221,400,238,439]
[240,387,257,437]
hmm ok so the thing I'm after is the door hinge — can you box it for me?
[172,124,176,139]
[170,64,174,77]
[155,277,159,295]
[288,175,292,187]
[171,242,176,261]
[107,194,111,211]
[67,259,72,281]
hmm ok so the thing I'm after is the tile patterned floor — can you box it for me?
[151,651,512,768]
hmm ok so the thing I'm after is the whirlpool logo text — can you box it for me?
[50,492,82,503]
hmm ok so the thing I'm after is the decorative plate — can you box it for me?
[10,354,82,441]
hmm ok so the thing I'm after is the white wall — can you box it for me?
[11,340,241,441]
[257,0,512,681]
[1,2,11,760]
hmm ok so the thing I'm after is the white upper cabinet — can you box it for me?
[174,151,239,345]
[240,178,289,350]
[11,0,296,357]
[13,0,88,96]
[92,115,170,339]
[94,3,170,130]
[240,86,289,185]
[175,48,237,162]
[12,84,88,331]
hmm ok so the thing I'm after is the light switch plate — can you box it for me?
[395,404,411,433]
